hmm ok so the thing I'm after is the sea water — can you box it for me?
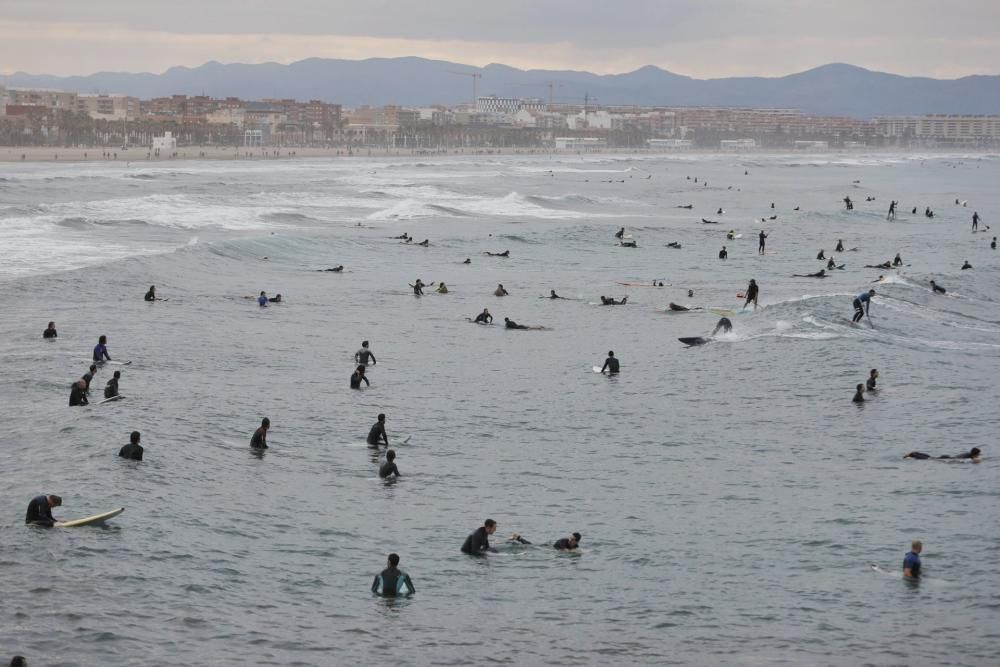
[1,153,998,665]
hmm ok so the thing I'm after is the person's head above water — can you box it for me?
[911,540,922,554]
[261,417,270,429]
[362,341,369,348]
[484,519,497,534]
[856,383,864,393]
[98,335,107,344]
[377,413,385,423]
[130,431,140,445]
[387,553,400,568]
[970,447,981,458]
[386,449,396,462]
[607,350,615,357]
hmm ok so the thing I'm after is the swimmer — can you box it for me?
[793,269,826,278]
[852,289,875,323]
[473,308,493,324]
[461,519,497,554]
[371,553,414,597]
[719,246,728,260]
[436,282,449,294]
[852,384,865,403]
[743,279,759,310]
[144,285,156,301]
[902,540,922,578]
[600,350,620,374]
[43,321,57,339]
[355,341,377,367]
[118,431,143,461]
[905,447,980,461]
[367,413,389,447]
[93,335,111,362]
[350,365,370,389]
[268,294,282,303]
[485,250,510,257]
[104,370,121,399]
[866,369,878,391]
[554,532,582,551]
[250,417,269,449]
[835,239,844,252]
[25,494,62,527]
[69,379,88,406]
[929,280,946,294]
[961,260,972,270]
[712,317,733,335]
[379,449,400,478]
[494,284,509,297]
[257,291,268,307]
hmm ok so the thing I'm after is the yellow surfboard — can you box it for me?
[55,507,124,528]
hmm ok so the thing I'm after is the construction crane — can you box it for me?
[449,70,483,108]
[518,81,565,110]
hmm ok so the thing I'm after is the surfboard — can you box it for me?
[55,507,124,528]
[616,282,666,288]
[870,564,900,578]
[708,308,736,317]
[678,337,709,346]
[592,366,604,373]
[99,395,124,404]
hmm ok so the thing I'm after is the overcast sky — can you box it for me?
[1,0,997,78]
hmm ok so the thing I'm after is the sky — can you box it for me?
[0,0,997,79]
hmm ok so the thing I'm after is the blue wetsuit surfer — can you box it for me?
[93,335,111,362]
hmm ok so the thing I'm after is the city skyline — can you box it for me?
[1,0,998,79]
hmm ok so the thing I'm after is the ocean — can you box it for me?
[1,152,998,666]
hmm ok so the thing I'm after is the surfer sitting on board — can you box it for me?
[43,321,57,339]
[905,447,980,461]
[104,370,121,399]
[379,449,400,478]
[903,541,922,578]
[866,369,878,391]
[712,318,733,336]
[119,431,143,461]
[350,366,370,389]
[69,379,88,406]
[93,335,111,362]
[743,279,759,310]
[473,308,493,324]
[25,494,61,527]
[600,351,620,374]
[367,413,389,447]
[251,417,269,449]
[852,289,875,323]
[144,285,157,301]
[615,227,625,239]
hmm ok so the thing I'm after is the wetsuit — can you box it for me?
[827,259,836,270]
[379,460,399,478]
[118,442,144,461]
[931,283,946,294]
[903,551,921,578]
[250,427,267,449]
[907,450,978,460]
[817,251,825,260]
[257,295,268,307]
[350,371,370,388]
[82,372,94,392]
[93,343,110,362]
[601,357,620,374]
[615,228,624,239]
[371,566,415,596]
[461,526,491,554]
[413,283,425,296]
[25,496,55,526]
[553,538,578,550]
[893,255,902,266]
[866,375,877,391]
[712,318,733,335]
[268,296,282,303]
[852,291,872,323]
[719,248,728,259]
[852,390,864,403]
[505,320,529,330]
[836,241,844,252]
[144,289,155,301]
[43,327,57,339]
[367,422,387,446]
[473,312,493,324]
[744,283,759,306]
[69,383,88,406]
[104,377,119,399]
[356,348,376,366]
[758,232,767,254]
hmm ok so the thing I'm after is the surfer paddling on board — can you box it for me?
[554,532,582,551]
[742,279,759,310]
[905,447,981,461]
[852,289,875,323]
[599,351,620,374]
[355,341,376,367]
[250,417,269,449]
[367,413,389,447]
[25,494,62,527]
[119,431,143,461]
[372,553,414,597]
[902,541,922,578]
[712,318,733,336]
[599,296,628,305]
[548,290,564,299]
[929,281,946,294]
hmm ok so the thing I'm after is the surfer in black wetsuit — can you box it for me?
[835,239,844,252]
[866,369,879,392]
[666,242,682,249]
[887,200,896,220]
[250,417,269,449]
[905,447,980,461]
[743,279,759,310]
[548,290,564,299]
[817,250,825,260]
[599,296,628,305]
[379,449,399,478]
[992,237,997,250]
[793,269,826,278]
[615,227,625,240]
[69,379,88,406]
[893,253,902,266]
[318,265,344,272]
[25,494,61,527]
[758,231,767,255]
[463,258,471,264]
[961,260,973,270]
[372,553,415,597]
[712,318,733,336]
[144,285,156,301]
[852,384,865,403]
[412,279,427,295]
[119,431,143,461]
[104,370,121,399]
[972,211,980,231]
[417,239,429,246]
[600,351,619,374]
[350,365,370,388]
[473,308,493,324]
[485,250,510,257]
[929,280,946,294]
[461,519,497,554]
[367,413,389,447]
[268,294,282,303]
[504,318,529,330]
[553,532,582,550]
[719,246,728,260]
[43,321,57,339]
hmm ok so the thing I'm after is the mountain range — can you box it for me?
[2,58,998,119]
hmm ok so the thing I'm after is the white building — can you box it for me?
[720,138,757,150]
[794,140,829,150]
[206,108,246,127]
[647,139,693,149]
[152,131,177,151]
[554,137,607,151]
[76,94,139,120]
[876,115,1000,141]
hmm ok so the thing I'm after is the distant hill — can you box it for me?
[2,58,998,118]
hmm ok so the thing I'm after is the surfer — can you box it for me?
[43,321,57,339]
[666,242,682,249]
[620,239,637,248]
[615,227,625,240]
[712,317,733,336]
[417,239,429,247]
[355,341,376,367]
[554,533,582,551]
[852,384,865,403]
[887,200,896,220]
[599,296,628,305]
[350,365,370,389]
[379,449,400,478]
[865,261,891,270]
[743,279,759,310]
[436,282,449,294]
[992,237,997,250]
[817,250,825,260]
[961,260,972,270]
[902,541,922,578]
[843,196,853,211]
[852,289,875,323]
[494,284,509,297]
[972,211,980,231]
[758,231,767,255]
[463,258,471,264]
[600,351,620,374]
[104,370,121,399]
[412,279,428,296]
[718,208,724,215]
[250,417,269,449]
[793,269,826,278]
[82,364,98,393]
[485,250,510,257]
[893,253,902,266]
[827,257,838,270]
[668,303,690,312]
[257,291,268,307]
[318,266,344,272]
[719,246,728,260]
[905,447,981,461]
[866,369,879,392]
[25,494,61,527]
[119,431,143,461]
[367,414,389,447]
[929,280,946,294]
[504,318,529,330]
[268,294,282,303]
[93,335,111,362]
[461,519,497,555]
[727,230,735,240]
[925,207,934,218]
[144,285,156,301]
[548,290,564,299]
[473,308,493,324]
[372,553,414,597]
[69,379,88,406]
[392,233,409,240]
[836,239,844,252]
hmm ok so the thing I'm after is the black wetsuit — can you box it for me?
[250,427,267,449]
[367,422,387,446]
[758,232,767,253]
[461,526,491,554]
[745,283,759,303]
[836,242,844,252]
[104,378,119,399]
[69,383,88,406]
[25,496,55,527]
[505,320,529,330]
[350,371,370,388]
[719,248,728,259]
[82,372,93,392]
[43,327,57,339]
[553,538,579,550]
[379,461,399,478]
[473,312,493,324]
[118,443,144,461]
[601,357,620,373]
[852,391,864,403]
[712,318,733,335]
[144,290,155,301]
[908,450,978,460]
[371,566,415,596]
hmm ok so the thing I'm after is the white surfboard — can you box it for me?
[55,507,124,528]
[99,395,124,404]
[592,366,604,373]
